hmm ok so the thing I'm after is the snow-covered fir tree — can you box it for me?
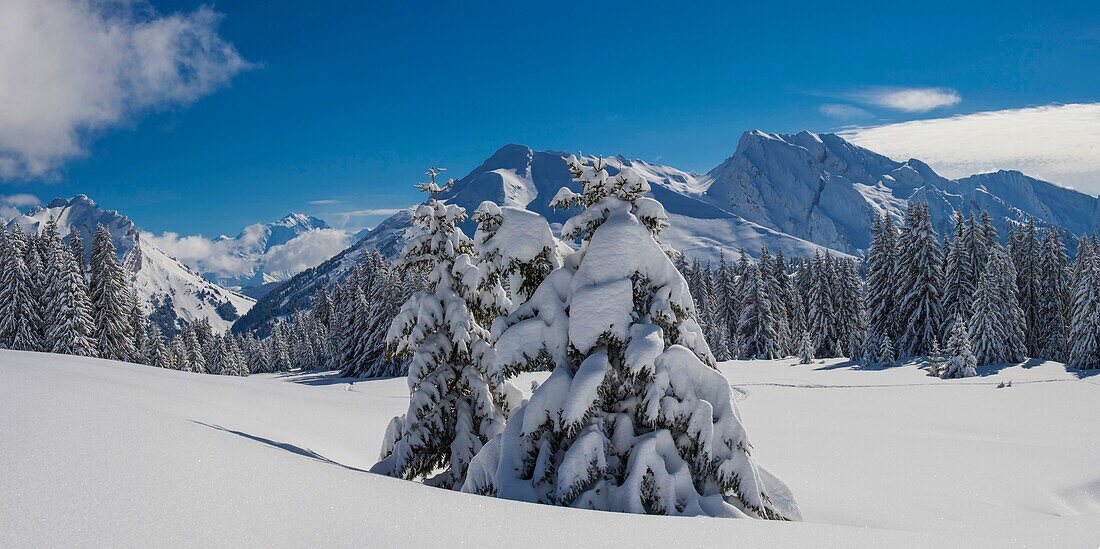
[269,321,293,372]
[894,202,943,357]
[759,247,791,356]
[0,225,43,351]
[372,167,508,490]
[797,331,814,364]
[942,212,974,337]
[472,201,562,318]
[166,337,186,370]
[143,323,170,368]
[737,261,781,359]
[969,246,1026,365]
[878,335,895,367]
[1036,230,1070,361]
[806,252,840,357]
[44,245,97,357]
[836,258,865,359]
[183,327,207,373]
[865,213,898,344]
[942,314,977,379]
[89,225,137,361]
[1008,221,1041,356]
[1068,238,1100,369]
[460,156,797,520]
[773,250,803,352]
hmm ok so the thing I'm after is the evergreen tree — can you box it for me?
[1008,220,1041,355]
[459,156,795,519]
[865,213,898,343]
[737,262,781,359]
[143,323,170,368]
[167,336,186,370]
[942,212,974,337]
[372,167,507,490]
[969,247,1026,365]
[270,321,293,372]
[183,327,206,373]
[878,335,895,367]
[1036,230,1071,361]
[894,202,943,357]
[942,314,977,379]
[797,331,814,365]
[1068,239,1100,369]
[0,225,43,351]
[69,232,86,275]
[836,258,865,358]
[89,225,137,361]
[45,246,97,357]
[806,253,839,357]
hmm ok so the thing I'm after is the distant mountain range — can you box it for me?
[5,196,255,334]
[206,213,335,288]
[236,130,1100,334]
[8,130,1097,336]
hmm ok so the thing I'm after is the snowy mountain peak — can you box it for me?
[6,196,253,333]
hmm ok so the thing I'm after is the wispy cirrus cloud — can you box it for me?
[819,103,873,120]
[847,87,961,113]
[0,0,251,179]
[839,103,1100,193]
[308,199,340,205]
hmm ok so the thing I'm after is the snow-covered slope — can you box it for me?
[2,350,1097,547]
[6,195,253,333]
[701,131,1100,254]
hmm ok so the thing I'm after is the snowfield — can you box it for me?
[1,350,1098,547]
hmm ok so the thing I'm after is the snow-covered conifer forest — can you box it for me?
[3,157,1099,546]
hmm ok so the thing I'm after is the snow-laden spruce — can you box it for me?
[941,314,977,379]
[90,225,138,362]
[460,156,799,520]
[894,202,943,357]
[969,246,1026,366]
[372,170,510,489]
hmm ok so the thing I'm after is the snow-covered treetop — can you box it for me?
[552,155,669,242]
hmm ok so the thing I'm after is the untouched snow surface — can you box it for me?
[1,350,1098,547]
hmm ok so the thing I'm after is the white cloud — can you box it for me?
[0,193,41,219]
[308,199,340,205]
[819,104,872,120]
[0,0,250,178]
[262,229,352,276]
[142,231,254,279]
[839,103,1100,193]
[849,87,961,113]
[143,227,352,281]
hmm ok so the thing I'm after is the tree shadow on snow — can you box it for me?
[286,372,401,387]
[190,421,369,473]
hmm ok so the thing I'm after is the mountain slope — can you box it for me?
[7,195,254,333]
[701,131,1100,253]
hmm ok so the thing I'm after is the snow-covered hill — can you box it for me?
[701,131,1100,254]
[5,195,253,333]
[2,350,1096,547]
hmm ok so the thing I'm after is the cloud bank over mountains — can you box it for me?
[840,103,1100,193]
[0,0,250,178]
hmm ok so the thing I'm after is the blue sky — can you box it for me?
[1,0,1099,237]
